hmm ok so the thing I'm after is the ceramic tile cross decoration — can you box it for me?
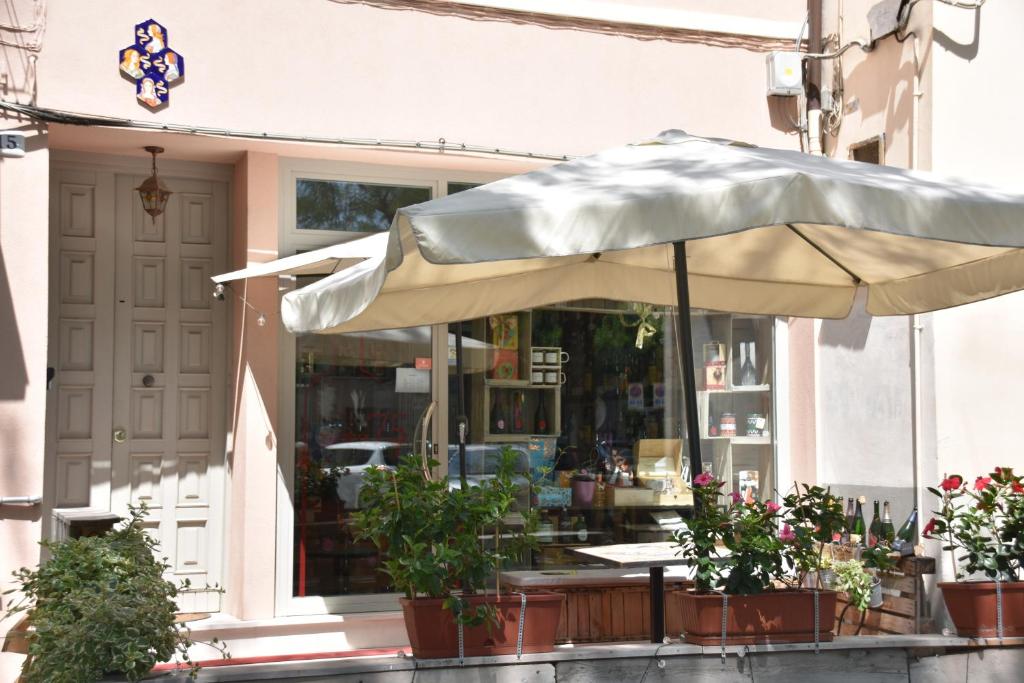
[118,19,185,109]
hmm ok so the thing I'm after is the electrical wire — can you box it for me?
[0,100,573,162]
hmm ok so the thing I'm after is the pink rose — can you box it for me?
[693,472,714,487]
[779,523,796,542]
[974,476,992,491]
[765,501,781,513]
[729,492,742,504]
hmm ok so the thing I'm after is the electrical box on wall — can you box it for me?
[766,52,803,97]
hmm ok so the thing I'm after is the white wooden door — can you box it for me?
[50,164,228,612]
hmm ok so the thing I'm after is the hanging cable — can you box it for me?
[0,99,573,162]
[213,283,271,328]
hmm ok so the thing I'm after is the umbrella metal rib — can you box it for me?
[785,223,863,285]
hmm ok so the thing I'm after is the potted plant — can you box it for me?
[672,476,844,645]
[570,468,597,508]
[3,505,227,682]
[924,467,1024,637]
[352,449,563,659]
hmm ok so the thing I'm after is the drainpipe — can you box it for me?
[806,0,824,155]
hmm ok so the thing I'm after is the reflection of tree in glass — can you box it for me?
[296,179,431,231]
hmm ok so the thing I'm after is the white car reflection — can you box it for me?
[322,441,405,509]
[447,444,532,508]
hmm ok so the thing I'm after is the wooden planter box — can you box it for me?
[502,569,693,643]
[676,590,837,645]
[834,555,936,635]
[401,593,564,659]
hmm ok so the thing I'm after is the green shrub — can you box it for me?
[5,506,223,682]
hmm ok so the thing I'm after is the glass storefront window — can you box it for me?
[295,179,431,232]
[293,327,433,598]
[448,302,776,569]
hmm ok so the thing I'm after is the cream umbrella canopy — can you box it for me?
[278,129,1024,501]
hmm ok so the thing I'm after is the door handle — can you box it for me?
[113,428,127,444]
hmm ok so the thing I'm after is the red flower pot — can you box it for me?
[400,592,564,659]
[676,589,837,645]
[939,581,1024,638]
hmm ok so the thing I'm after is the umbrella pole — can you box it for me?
[672,242,704,514]
[455,323,468,488]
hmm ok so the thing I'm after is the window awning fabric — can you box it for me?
[212,232,388,283]
[219,130,1024,334]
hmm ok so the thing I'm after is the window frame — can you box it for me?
[274,159,509,617]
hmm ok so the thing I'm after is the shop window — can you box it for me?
[293,327,433,598]
[448,303,776,570]
[295,178,431,232]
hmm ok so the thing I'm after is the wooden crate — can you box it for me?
[503,572,693,643]
[834,556,936,636]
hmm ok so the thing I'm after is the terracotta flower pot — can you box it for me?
[400,592,564,659]
[939,581,1024,638]
[676,589,837,645]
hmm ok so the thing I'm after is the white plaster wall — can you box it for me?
[929,1,1024,483]
[37,0,802,156]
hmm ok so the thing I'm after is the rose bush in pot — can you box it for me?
[352,448,562,658]
[924,467,1024,638]
[672,474,844,645]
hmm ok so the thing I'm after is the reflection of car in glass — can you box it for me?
[447,444,531,508]
[322,441,406,509]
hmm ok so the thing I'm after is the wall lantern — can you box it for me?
[136,146,172,221]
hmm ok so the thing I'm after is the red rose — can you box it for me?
[940,475,963,491]
[693,472,714,487]
[922,518,937,538]
[1013,482,1023,494]
[974,476,992,491]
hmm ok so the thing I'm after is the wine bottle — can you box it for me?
[844,497,855,543]
[894,504,918,556]
[490,392,506,434]
[534,391,549,433]
[881,501,896,544]
[511,390,524,433]
[896,505,918,543]
[573,515,589,542]
[868,500,882,547]
[851,496,867,546]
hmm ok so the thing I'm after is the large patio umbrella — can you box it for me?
[279,130,1024,486]
[219,129,1024,642]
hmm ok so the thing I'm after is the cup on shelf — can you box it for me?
[544,350,570,365]
[531,349,544,364]
[544,371,566,385]
[531,370,544,384]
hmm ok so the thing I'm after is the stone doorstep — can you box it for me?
[145,634,1024,681]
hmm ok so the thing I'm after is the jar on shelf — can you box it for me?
[719,413,737,437]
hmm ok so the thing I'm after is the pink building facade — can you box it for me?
[1,0,1019,673]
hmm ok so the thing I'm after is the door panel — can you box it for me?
[51,168,116,509]
[110,174,228,612]
[50,164,227,614]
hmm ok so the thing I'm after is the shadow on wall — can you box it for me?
[818,293,872,350]
[0,244,28,399]
[933,7,981,61]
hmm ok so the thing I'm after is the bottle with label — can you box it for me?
[573,516,589,542]
[558,508,572,536]
[511,391,525,433]
[868,500,882,547]
[490,391,506,434]
[881,501,896,544]
[843,497,855,544]
[534,392,549,433]
[850,496,867,546]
